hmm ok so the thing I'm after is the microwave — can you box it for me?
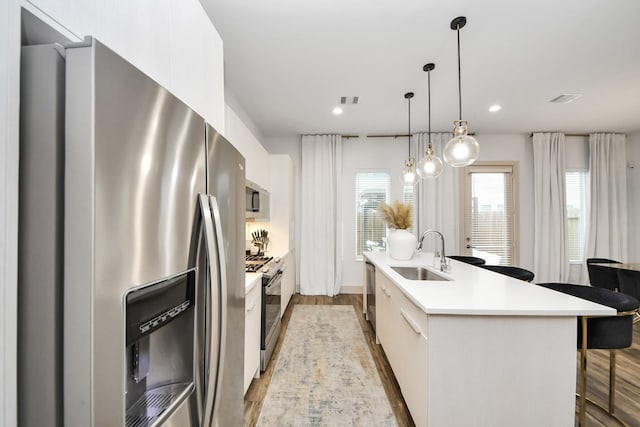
[246,180,269,220]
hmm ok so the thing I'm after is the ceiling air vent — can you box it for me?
[340,96,359,105]
[549,93,582,104]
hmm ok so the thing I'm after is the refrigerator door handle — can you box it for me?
[197,193,221,426]
[208,195,228,421]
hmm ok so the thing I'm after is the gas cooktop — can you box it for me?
[245,255,273,273]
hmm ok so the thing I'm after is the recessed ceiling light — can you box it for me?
[488,104,501,112]
[332,107,343,115]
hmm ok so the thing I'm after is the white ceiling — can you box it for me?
[202,0,640,139]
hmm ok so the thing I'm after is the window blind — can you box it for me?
[356,172,389,256]
[566,171,587,262]
[467,168,514,265]
[402,184,416,235]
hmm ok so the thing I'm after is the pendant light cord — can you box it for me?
[408,96,412,158]
[456,24,462,121]
[428,69,432,148]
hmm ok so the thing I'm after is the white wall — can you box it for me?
[627,132,640,261]
[2,1,225,424]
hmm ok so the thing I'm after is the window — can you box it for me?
[461,163,518,265]
[355,172,389,256]
[402,184,416,235]
[566,171,587,263]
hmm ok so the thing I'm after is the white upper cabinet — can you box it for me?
[224,105,270,190]
[23,0,225,131]
[268,155,294,254]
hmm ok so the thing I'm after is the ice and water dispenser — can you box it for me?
[125,270,196,427]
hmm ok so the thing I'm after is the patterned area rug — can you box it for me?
[257,305,397,426]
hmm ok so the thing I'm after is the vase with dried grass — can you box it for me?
[378,201,417,260]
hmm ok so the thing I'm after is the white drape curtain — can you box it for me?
[299,134,343,296]
[410,132,459,253]
[585,133,627,262]
[532,132,570,282]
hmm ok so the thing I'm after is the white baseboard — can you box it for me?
[340,284,363,294]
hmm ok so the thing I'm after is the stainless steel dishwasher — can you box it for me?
[365,261,376,331]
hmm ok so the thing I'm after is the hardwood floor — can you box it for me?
[244,294,640,426]
[244,294,415,427]
[582,324,640,426]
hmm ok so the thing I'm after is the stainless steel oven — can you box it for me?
[260,267,282,371]
[244,255,284,371]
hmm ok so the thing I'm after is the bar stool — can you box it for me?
[587,257,621,291]
[481,265,535,282]
[447,255,485,266]
[618,269,640,324]
[536,282,638,427]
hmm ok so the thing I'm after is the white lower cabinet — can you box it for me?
[376,272,428,427]
[244,281,262,394]
[374,271,393,350]
[393,289,428,426]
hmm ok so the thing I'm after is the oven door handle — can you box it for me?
[265,270,283,288]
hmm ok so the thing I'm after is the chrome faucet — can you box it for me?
[416,230,450,272]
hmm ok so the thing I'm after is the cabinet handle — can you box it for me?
[383,287,391,297]
[400,309,421,335]
[247,302,257,312]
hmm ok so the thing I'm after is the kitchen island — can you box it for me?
[363,251,615,427]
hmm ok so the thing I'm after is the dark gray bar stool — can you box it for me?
[618,269,640,324]
[447,255,485,266]
[536,282,638,427]
[481,265,535,282]
[587,257,621,291]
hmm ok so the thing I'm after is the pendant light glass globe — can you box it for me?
[445,16,480,168]
[417,146,443,179]
[401,158,420,186]
[443,120,479,167]
[400,92,419,186]
[416,62,442,179]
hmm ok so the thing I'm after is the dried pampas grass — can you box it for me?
[378,201,413,230]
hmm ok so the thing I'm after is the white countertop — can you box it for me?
[364,251,616,316]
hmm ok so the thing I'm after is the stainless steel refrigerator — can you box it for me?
[18,38,245,427]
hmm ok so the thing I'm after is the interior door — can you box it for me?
[460,162,519,265]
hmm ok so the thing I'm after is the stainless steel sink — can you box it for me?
[391,266,451,281]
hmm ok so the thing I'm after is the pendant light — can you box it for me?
[443,16,479,167]
[400,92,420,186]
[416,63,443,179]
